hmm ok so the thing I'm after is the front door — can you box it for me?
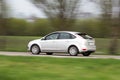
[40,33,59,52]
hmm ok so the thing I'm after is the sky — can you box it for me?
[6,0,100,18]
[7,0,46,18]
[81,0,100,14]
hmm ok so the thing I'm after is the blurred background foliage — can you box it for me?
[0,18,111,38]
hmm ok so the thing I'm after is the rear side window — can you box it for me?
[77,33,93,39]
[59,33,75,39]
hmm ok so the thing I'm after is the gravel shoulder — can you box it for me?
[0,51,120,59]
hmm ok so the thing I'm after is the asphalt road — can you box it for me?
[0,51,120,59]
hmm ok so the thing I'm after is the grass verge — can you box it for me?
[0,55,120,80]
[0,36,39,52]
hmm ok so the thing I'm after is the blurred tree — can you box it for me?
[32,19,54,36]
[0,0,8,35]
[0,0,6,49]
[7,18,28,36]
[31,0,81,30]
[0,0,8,49]
[91,0,120,54]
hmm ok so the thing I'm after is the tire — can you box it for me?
[46,53,53,55]
[82,52,91,56]
[31,45,40,55]
[68,46,78,56]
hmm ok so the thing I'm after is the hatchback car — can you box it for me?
[28,31,96,56]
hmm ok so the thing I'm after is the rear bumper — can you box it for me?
[82,50,95,53]
[79,46,96,53]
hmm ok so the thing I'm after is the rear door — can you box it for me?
[55,33,76,52]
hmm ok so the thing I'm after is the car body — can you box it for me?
[28,31,96,56]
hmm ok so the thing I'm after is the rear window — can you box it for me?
[77,33,93,39]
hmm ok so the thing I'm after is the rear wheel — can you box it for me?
[82,52,91,56]
[46,53,53,55]
[31,45,40,55]
[68,46,78,56]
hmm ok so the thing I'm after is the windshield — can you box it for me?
[77,33,93,39]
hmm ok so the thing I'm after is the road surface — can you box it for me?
[0,51,120,59]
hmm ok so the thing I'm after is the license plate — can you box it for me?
[89,42,94,45]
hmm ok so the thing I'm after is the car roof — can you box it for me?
[54,31,80,35]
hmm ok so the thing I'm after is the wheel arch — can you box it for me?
[30,44,40,52]
[68,45,79,52]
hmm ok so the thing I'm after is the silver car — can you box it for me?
[28,31,96,56]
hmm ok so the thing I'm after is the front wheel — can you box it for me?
[31,45,40,55]
[68,46,78,56]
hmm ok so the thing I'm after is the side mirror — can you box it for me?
[41,37,45,40]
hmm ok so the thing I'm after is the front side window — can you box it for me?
[45,33,59,40]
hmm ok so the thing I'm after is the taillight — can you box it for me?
[82,49,87,51]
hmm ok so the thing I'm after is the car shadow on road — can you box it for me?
[39,53,84,57]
